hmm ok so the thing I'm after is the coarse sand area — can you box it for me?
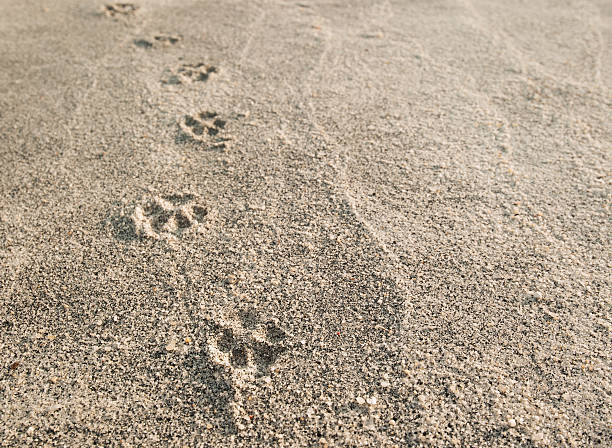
[1,0,610,446]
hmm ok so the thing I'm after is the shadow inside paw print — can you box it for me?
[155,34,181,45]
[163,63,217,85]
[210,315,289,373]
[134,34,182,49]
[131,193,208,240]
[104,3,138,16]
[178,111,231,149]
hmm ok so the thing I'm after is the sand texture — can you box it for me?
[1,0,611,446]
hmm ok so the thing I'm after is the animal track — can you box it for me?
[134,34,182,49]
[178,111,232,149]
[208,313,289,374]
[162,63,217,85]
[103,3,138,16]
[131,192,209,240]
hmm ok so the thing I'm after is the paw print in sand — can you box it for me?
[103,3,138,17]
[162,63,217,85]
[178,111,232,149]
[134,34,182,49]
[208,312,289,374]
[131,192,208,241]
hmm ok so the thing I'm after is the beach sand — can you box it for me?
[1,0,610,446]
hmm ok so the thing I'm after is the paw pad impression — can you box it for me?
[178,111,232,149]
[209,314,290,374]
[131,192,208,240]
[103,3,138,17]
[162,63,217,85]
[134,34,182,49]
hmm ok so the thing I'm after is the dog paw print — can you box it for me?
[178,111,232,149]
[208,314,289,374]
[103,3,138,17]
[134,34,182,49]
[131,192,208,240]
[162,63,217,85]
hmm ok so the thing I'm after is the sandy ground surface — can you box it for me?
[1,0,611,446]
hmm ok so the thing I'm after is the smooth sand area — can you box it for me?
[1,1,610,446]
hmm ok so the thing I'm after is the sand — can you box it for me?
[0,0,610,446]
